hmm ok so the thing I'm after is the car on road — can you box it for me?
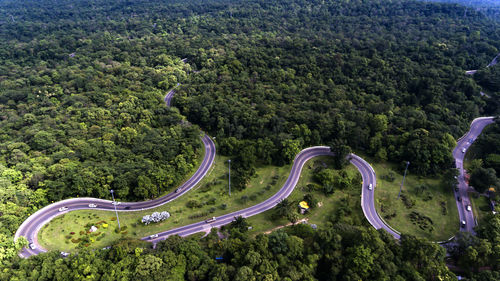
[205,217,216,223]
[457,196,461,202]
[462,148,466,153]
[454,186,459,192]
[368,183,373,190]
[175,188,181,193]
[467,205,472,211]
[461,220,466,227]
[88,204,97,208]
[125,206,130,210]
[58,207,68,212]
[112,201,121,205]
[29,243,36,250]
[149,234,158,239]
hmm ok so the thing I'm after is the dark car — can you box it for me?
[457,196,461,202]
[455,186,459,192]
[124,206,131,210]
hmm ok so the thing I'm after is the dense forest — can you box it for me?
[0,0,499,279]
[3,220,458,281]
[467,119,500,193]
[426,0,500,21]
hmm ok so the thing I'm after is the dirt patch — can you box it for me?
[263,218,309,234]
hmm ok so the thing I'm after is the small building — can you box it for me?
[299,201,309,214]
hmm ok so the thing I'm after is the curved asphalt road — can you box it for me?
[14,89,216,258]
[453,117,495,233]
[15,85,495,255]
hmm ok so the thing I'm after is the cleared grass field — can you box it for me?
[39,154,291,251]
[372,161,459,241]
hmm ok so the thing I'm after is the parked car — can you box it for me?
[60,252,70,257]
[58,207,68,212]
[149,234,159,239]
[88,204,97,208]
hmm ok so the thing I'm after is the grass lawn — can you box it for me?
[372,160,459,241]
[469,193,491,225]
[39,154,291,252]
[247,156,366,235]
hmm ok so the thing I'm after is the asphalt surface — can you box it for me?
[453,117,495,233]
[14,89,216,258]
[352,154,401,239]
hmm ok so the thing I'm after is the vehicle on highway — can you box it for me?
[112,201,121,205]
[125,206,131,210]
[175,188,181,193]
[29,243,36,250]
[457,196,461,202]
[205,217,216,223]
[462,148,466,153]
[368,183,373,190]
[461,220,466,227]
[88,204,97,208]
[455,186,459,192]
[467,205,471,212]
[58,207,68,212]
[149,234,158,239]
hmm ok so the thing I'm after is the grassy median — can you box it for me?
[373,160,459,241]
[38,154,291,251]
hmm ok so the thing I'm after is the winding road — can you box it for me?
[453,117,495,233]
[14,86,496,257]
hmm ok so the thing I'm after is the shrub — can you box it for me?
[110,217,117,221]
[220,203,227,210]
[70,232,75,235]
[208,207,216,213]
[249,194,257,201]
[206,197,216,205]
[186,200,203,209]
[240,195,249,204]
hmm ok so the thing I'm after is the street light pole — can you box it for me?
[398,161,410,199]
[110,189,121,230]
[228,159,231,197]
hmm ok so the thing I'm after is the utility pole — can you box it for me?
[228,159,231,197]
[110,189,121,230]
[398,161,410,199]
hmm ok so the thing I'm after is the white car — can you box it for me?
[29,243,36,250]
[368,183,373,190]
[175,188,181,193]
[149,234,159,239]
[58,207,68,212]
[467,205,471,212]
[461,220,466,227]
[462,148,466,153]
[112,201,121,205]
[60,252,70,257]
[88,204,97,208]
